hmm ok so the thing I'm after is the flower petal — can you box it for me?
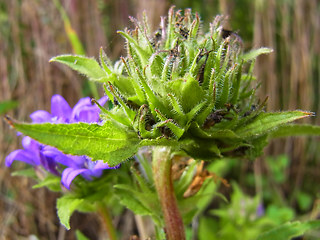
[38,153,60,175]
[97,96,108,106]
[61,168,88,189]
[71,96,108,123]
[72,97,91,112]
[93,160,118,170]
[51,94,72,121]
[84,160,119,178]
[77,106,100,123]
[5,149,40,167]
[256,203,265,217]
[72,98,98,122]
[30,110,52,123]
[41,146,62,158]
[82,169,103,178]
[22,137,40,152]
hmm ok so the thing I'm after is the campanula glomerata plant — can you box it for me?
[5,6,320,240]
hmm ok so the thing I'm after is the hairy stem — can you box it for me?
[152,146,186,240]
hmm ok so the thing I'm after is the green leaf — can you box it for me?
[257,220,320,240]
[114,184,162,227]
[269,124,320,138]
[117,31,150,66]
[246,134,269,159]
[99,47,112,74]
[114,184,153,215]
[11,168,37,179]
[297,192,313,211]
[75,230,90,240]
[8,119,140,167]
[189,122,240,140]
[169,76,205,113]
[50,55,107,81]
[189,49,204,77]
[175,160,197,196]
[198,217,218,240]
[57,195,85,229]
[0,100,18,115]
[108,74,138,98]
[215,68,231,108]
[241,47,273,61]
[235,111,313,138]
[182,138,222,160]
[229,62,243,105]
[266,205,295,224]
[131,168,153,194]
[140,138,179,147]
[149,53,164,77]
[189,13,200,40]
[32,175,61,192]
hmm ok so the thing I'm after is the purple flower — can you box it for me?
[5,136,60,176]
[5,94,118,189]
[256,203,265,217]
[30,94,107,124]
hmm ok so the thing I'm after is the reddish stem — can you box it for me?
[152,147,185,240]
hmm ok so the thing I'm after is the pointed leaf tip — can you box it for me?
[241,47,273,61]
[49,55,107,81]
[4,115,15,128]
[57,195,84,230]
[236,110,314,138]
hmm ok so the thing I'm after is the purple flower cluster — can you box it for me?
[256,203,265,217]
[5,95,118,189]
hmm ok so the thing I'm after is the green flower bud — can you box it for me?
[27,7,311,165]
[102,7,306,160]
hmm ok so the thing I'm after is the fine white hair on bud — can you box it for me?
[47,7,311,163]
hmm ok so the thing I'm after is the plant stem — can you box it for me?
[152,146,186,240]
[98,203,117,240]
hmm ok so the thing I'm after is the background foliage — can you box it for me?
[0,0,319,239]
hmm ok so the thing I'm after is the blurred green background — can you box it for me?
[0,0,319,239]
